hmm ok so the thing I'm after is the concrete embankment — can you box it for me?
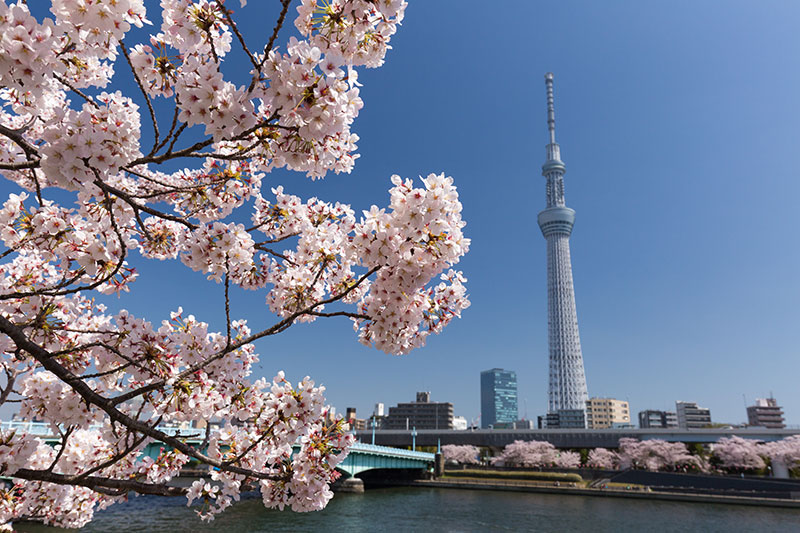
[408,478,800,509]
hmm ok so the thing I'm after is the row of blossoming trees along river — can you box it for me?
[442,436,800,475]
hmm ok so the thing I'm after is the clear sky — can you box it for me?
[4,1,800,426]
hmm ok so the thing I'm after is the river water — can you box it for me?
[16,487,800,532]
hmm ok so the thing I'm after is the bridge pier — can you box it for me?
[333,477,365,493]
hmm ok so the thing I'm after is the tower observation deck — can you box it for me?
[538,73,589,417]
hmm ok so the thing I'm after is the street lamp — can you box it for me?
[412,426,417,451]
[371,415,376,445]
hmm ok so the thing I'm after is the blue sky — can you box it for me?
[4,1,800,426]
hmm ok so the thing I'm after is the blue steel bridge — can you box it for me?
[0,421,434,479]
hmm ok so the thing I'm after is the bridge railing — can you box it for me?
[1,421,205,440]
[351,441,435,461]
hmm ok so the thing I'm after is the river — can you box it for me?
[15,487,800,532]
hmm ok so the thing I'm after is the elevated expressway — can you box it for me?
[355,428,800,450]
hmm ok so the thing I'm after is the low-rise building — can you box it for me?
[586,398,630,429]
[747,398,785,429]
[638,409,678,429]
[543,409,586,429]
[384,392,454,430]
[676,401,712,429]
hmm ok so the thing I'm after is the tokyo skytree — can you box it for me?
[538,73,589,415]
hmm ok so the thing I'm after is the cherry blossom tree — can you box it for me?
[553,450,581,469]
[441,444,479,465]
[586,447,619,470]
[0,0,470,527]
[759,436,800,474]
[617,438,706,473]
[710,436,765,473]
[491,440,559,468]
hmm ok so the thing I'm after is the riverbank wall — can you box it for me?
[407,478,800,509]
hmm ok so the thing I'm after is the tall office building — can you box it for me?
[538,73,589,423]
[747,398,785,429]
[676,401,712,429]
[480,368,518,429]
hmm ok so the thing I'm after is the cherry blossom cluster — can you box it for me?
[39,93,142,190]
[353,175,470,354]
[0,192,136,292]
[295,0,407,68]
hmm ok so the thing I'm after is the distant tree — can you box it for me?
[491,440,558,468]
[441,444,479,465]
[554,450,581,469]
[586,448,619,470]
[617,438,706,473]
[759,435,800,473]
[710,436,765,473]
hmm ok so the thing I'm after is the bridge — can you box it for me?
[355,427,800,450]
[0,421,435,479]
[335,442,434,478]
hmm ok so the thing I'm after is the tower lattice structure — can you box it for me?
[538,73,589,414]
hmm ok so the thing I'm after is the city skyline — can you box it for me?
[6,1,799,427]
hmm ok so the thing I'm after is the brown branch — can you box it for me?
[120,41,160,151]
[153,106,182,154]
[93,179,198,230]
[307,311,370,320]
[0,160,39,171]
[0,367,19,407]
[53,73,99,109]
[13,468,187,497]
[222,6,260,71]
[0,122,40,160]
[250,0,292,92]
[224,259,232,348]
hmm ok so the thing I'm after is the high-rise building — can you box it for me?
[384,393,454,430]
[480,368,519,429]
[638,409,678,429]
[538,73,589,426]
[747,398,785,429]
[676,401,712,429]
[586,398,630,429]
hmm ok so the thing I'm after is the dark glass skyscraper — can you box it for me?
[480,369,518,429]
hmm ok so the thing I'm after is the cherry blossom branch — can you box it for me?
[249,0,293,93]
[110,265,381,406]
[53,73,99,109]
[0,122,40,160]
[119,41,160,151]
[45,426,76,474]
[0,187,129,300]
[0,314,284,482]
[13,468,187,497]
[222,5,260,72]
[93,179,198,230]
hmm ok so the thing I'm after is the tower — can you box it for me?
[538,73,589,422]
